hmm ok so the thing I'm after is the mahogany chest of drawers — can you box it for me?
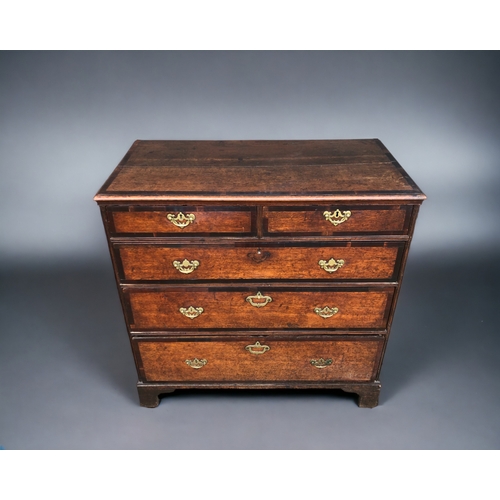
[94,139,425,408]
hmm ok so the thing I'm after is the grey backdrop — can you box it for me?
[1,51,499,449]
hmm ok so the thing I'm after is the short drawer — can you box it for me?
[107,206,256,236]
[134,337,383,383]
[115,242,404,282]
[263,205,411,236]
[124,287,394,332]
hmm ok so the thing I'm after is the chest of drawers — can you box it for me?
[94,139,425,408]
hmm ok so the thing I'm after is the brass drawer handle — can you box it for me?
[179,306,204,319]
[185,358,207,369]
[323,209,351,226]
[246,291,273,308]
[318,258,345,273]
[173,259,200,274]
[310,358,333,369]
[314,306,339,319]
[167,212,195,228]
[245,341,270,355]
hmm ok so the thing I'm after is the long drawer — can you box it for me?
[123,287,394,331]
[114,242,404,282]
[134,337,384,383]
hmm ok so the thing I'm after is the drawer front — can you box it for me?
[115,242,403,282]
[263,206,410,236]
[135,337,383,382]
[108,206,255,236]
[125,287,394,331]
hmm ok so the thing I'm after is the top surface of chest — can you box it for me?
[94,139,425,203]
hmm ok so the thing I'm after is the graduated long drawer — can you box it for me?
[114,242,404,282]
[134,337,384,382]
[123,286,395,331]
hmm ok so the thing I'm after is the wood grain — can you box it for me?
[136,338,382,382]
[125,288,394,331]
[117,243,402,281]
[105,164,413,195]
[264,206,408,235]
[94,140,426,202]
[111,207,253,235]
[125,139,389,164]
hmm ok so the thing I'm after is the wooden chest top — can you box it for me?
[94,139,426,203]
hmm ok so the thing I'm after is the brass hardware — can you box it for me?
[247,249,271,263]
[167,212,196,228]
[245,341,270,355]
[314,306,339,319]
[173,259,200,274]
[318,258,345,273]
[179,306,204,319]
[185,358,207,369]
[323,209,351,226]
[246,291,273,308]
[310,358,333,369]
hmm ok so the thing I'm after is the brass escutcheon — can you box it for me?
[314,306,339,319]
[318,258,345,273]
[245,341,270,355]
[310,358,333,369]
[185,358,207,369]
[179,306,204,319]
[173,259,200,274]
[323,209,351,226]
[167,212,196,228]
[246,291,273,308]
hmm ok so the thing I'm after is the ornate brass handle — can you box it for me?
[310,358,333,369]
[167,212,195,228]
[173,259,200,274]
[245,341,270,355]
[318,258,345,273]
[185,358,207,369]
[323,209,351,226]
[314,306,339,319]
[246,291,273,308]
[179,306,204,319]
